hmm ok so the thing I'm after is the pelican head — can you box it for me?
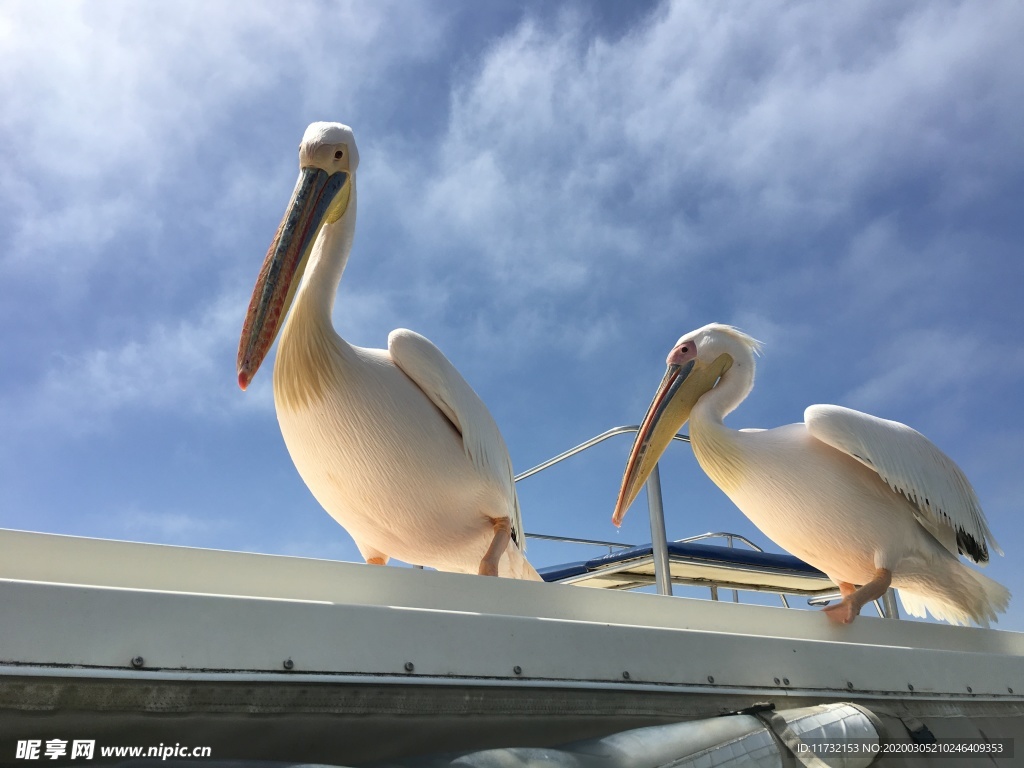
[612,323,762,525]
[237,122,360,390]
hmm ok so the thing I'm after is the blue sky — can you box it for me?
[2,0,1023,629]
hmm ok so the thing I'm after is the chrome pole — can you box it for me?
[881,588,900,619]
[645,463,673,596]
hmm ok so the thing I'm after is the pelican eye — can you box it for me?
[334,150,344,159]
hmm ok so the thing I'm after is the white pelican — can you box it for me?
[613,323,1009,625]
[237,122,539,580]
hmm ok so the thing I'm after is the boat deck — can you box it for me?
[539,539,837,595]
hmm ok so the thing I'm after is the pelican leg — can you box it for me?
[823,569,892,625]
[357,543,390,567]
[478,516,512,577]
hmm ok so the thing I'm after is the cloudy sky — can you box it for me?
[2,0,1023,629]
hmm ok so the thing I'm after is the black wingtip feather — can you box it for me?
[957,527,989,564]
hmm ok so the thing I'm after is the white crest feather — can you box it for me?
[692,323,764,357]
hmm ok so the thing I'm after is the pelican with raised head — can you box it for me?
[237,122,539,580]
[614,323,1008,625]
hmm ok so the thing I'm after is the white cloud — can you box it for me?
[363,0,1024,375]
[6,0,1024,451]
[0,274,418,437]
[0,1,442,174]
[0,0,455,435]
[843,327,1024,436]
[2,289,266,435]
[105,505,234,546]
[844,328,964,414]
[0,0,445,281]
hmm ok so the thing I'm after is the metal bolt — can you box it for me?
[283,658,294,671]
[707,675,715,684]
[908,683,914,691]
[404,662,414,672]
[622,671,630,680]
[846,681,854,690]
[513,665,522,675]
[967,686,973,693]
[783,678,790,686]
[131,656,144,669]
[773,677,781,685]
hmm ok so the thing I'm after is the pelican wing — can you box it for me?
[388,329,525,549]
[805,404,999,563]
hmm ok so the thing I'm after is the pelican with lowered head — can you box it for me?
[613,323,1008,625]
[237,122,539,581]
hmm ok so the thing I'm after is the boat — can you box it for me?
[1,426,1020,766]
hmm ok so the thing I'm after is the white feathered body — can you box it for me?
[692,420,922,582]
[684,327,1008,627]
[269,182,536,580]
[274,314,535,579]
[239,123,538,582]
[691,418,1003,625]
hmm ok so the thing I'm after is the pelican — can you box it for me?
[237,122,539,580]
[613,323,1009,625]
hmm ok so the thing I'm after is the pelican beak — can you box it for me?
[237,167,350,390]
[612,353,733,526]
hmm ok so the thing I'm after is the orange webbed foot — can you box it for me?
[822,570,892,625]
[823,598,861,624]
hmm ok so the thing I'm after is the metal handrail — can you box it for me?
[514,425,689,482]
[516,425,683,597]
[646,464,671,595]
[675,532,765,603]
[677,532,764,552]
[808,591,894,620]
[525,532,636,553]
[524,531,763,553]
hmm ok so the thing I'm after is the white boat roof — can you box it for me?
[2,526,1022,701]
